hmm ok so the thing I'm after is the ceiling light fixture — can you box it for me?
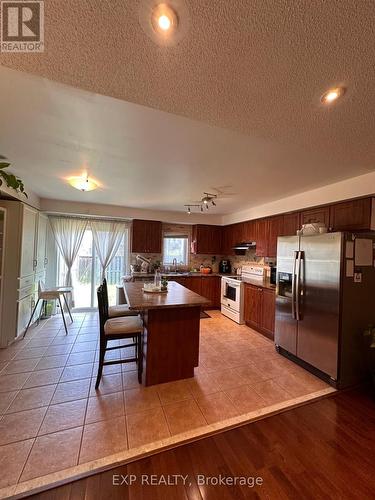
[152,3,178,34]
[321,86,346,105]
[69,175,98,192]
[183,192,218,214]
[184,204,201,215]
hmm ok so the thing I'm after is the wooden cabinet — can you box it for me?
[191,225,222,254]
[255,219,268,257]
[282,212,300,236]
[267,216,284,257]
[243,220,256,241]
[244,283,275,340]
[185,276,202,295]
[300,206,330,227]
[330,198,374,231]
[200,276,221,308]
[132,219,162,253]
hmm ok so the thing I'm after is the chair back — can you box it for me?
[97,285,109,339]
[38,280,46,295]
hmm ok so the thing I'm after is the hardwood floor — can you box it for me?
[29,388,375,499]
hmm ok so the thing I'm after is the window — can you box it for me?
[163,234,189,266]
[57,226,130,309]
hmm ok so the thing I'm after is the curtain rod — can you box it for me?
[45,212,132,223]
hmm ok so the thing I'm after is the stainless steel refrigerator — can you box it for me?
[275,232,375,388]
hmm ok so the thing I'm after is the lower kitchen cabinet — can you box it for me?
[200,276,221,308]
[185,276,202,295]
[244,283,275,340]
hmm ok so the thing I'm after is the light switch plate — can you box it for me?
[354,272,362,283]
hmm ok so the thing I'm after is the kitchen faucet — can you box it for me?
[172,258,178,272]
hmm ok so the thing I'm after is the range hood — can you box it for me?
[232,242,256,250]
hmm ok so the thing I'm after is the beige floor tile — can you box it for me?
[188,371,221,398]
[196,392,240,424]
[60,363,94,383]
[253,380,293,405]
[23,368,64,389]
[277,371,328,395]
[127,407,170,448]
[14,347,48,360]
[0,391,18,414]
[122,370,141,390]
[90,373,123,396]
[210,368,248,391]
[0,439,34,488]
[39,399,87,435]
[226,385,267,413]
[44,344,73,356]
[21,427,82,482]
[36,355,69,370]
[85,391,125,424]
[75,334,98,343]
[71,341,97,353]
[124,386,161,414]
[51,378,91,404]
[67,351,96,366]
[156,379,193,405]
[233,363,271,385]
[26,338,54,348]
[79,416,128,464]
[51,335,77,345]
[0,372,31,392]
[2,358,40,375]
[0,407,47,445]
[6,385,56,414]
[93,362,122,376]
[163,399,207,435]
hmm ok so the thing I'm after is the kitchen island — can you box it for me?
[123,281,210,386]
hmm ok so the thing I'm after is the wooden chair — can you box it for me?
[23,281,73,338]
[95,284,143,389]
[102,278,139,318]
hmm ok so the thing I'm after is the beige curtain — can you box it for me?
[49,216,88,307]
[91,220,127,281]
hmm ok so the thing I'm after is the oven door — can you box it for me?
[221,279,240,311]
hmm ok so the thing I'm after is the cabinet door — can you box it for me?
[193,225,222,254]
[300,206,330,227]
[243,220,256,241]
[267,216,284,258]
[35,213,48,271]
[255,219,268,257]
[20,205,37,277]
[185,276,202,295]
[132,220,162,253]
[261,289,275,339]
[282,212,300,236]
[17,294,33,337]
[330,198,372,231]
[201,276,221,307]
[244,284,261,326]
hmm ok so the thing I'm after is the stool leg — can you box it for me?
[62,293,73,323]
[58,296,68,335]
[23,298,40,339]
[137,333,143,383]
[37,300,44,326]
[95,339,107,389]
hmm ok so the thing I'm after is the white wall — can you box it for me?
[222,171,375,225]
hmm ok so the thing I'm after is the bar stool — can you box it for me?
[95,284,143,389]
[23,281,73,338]
[102,278,139,318]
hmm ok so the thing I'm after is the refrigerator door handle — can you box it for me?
[296,251,303,321]
[291,251,298,320]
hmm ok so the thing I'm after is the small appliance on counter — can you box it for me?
[270,266,277,285]
[219,260,231,274]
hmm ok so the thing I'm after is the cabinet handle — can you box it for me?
[44,258,48,266]
[258,288,263,292]
[33,259,37,269]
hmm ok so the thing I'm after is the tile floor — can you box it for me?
[0,310,331,491]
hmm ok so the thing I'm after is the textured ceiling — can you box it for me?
[0,0,375,213]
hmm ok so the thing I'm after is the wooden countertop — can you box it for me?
[124,281,211,311]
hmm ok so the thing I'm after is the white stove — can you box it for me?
[221,265,265,324]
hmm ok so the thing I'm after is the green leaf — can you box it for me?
[0,162,10,170]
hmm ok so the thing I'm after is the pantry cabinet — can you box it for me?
[0,201,50,347]
[244,283,275,340]
[132,219,162,253]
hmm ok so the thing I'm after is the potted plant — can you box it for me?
[0,162,27,197]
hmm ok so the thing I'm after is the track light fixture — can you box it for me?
[183,192,218,214]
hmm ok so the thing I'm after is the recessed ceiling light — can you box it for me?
[321,86,346,105]
[69,175,98,192]
[152,4,178,34]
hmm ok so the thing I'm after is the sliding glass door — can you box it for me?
[57,228,129,310]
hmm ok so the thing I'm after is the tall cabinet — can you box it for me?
[0,201,49,347]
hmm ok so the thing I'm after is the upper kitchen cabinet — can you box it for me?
[330,197,375,231]
[300,206,330,227]
[132,219,162,253]
[267,215,284,257]
[243,220,256,241]
[282,212,300,236]
[254,219,268,257]
[191,225,222,254]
